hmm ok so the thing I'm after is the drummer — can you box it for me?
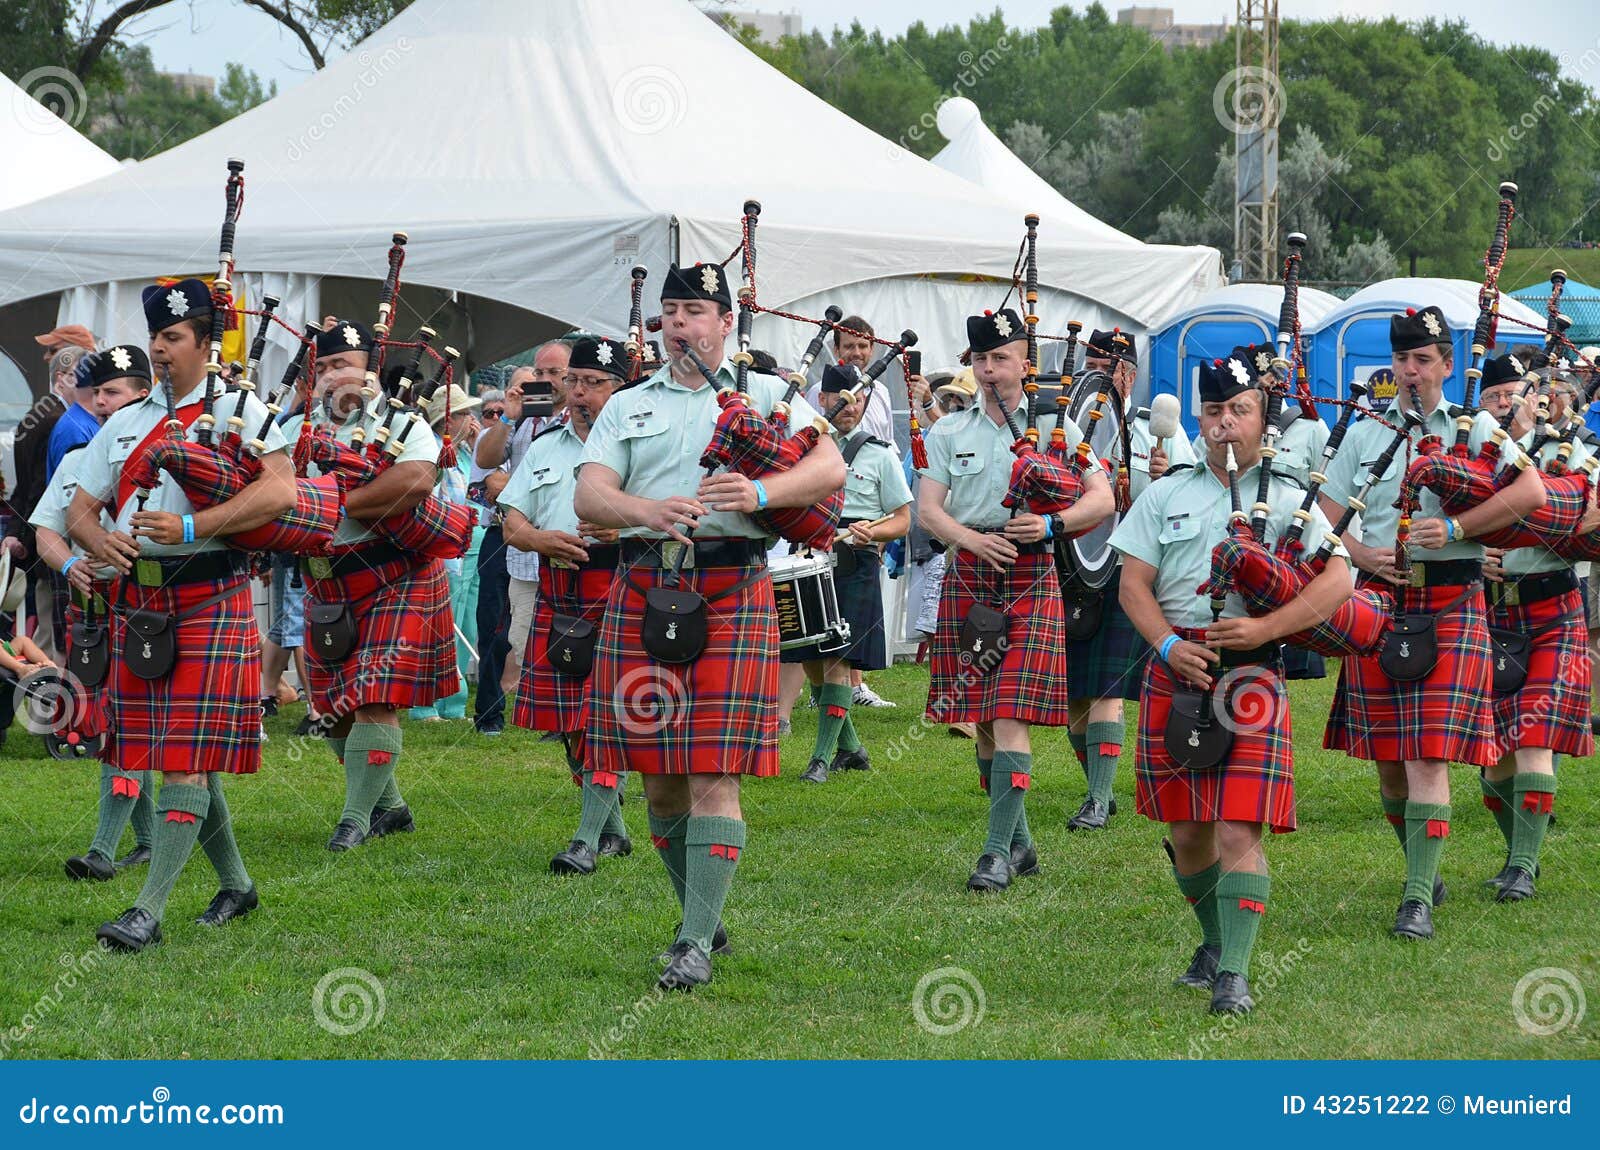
[784,364,912,784]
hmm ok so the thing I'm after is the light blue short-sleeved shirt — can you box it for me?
[1320,395,1505,561]
[839,427,914,522]
[918,399,1100,529]
[499,419,587,538]
[1503,429,1593,576]
[73,380,288,557]
[293,398,441,547]
[1110,459,1348,627]
[580,362,824,540]
[27,448,116,578]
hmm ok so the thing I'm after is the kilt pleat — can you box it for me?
[1324,579,1496,766]
[1489,587,1594,757]
[1135,651,1296,832]
[304,554,458,713]
[926,549,1070,726]
[1065,567,1145,701]
[587,563,779,776]
[514,563,615,734]
[109,577,259,774]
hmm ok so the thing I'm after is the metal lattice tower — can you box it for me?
[1233,0,1281,281]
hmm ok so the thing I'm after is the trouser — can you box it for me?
[474,525,510,725]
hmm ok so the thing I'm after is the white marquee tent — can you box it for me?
[0,0,1223,373]
[0,69,121,213]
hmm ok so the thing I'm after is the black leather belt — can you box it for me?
[620,537,768,569]
[548,543,622,572]
[975,527,1049,555]
[129,549,247,589]
[1219,642,1281,668]
[1407,558,1482,587]
[1486,568,1578,608]
[302,539,410,581]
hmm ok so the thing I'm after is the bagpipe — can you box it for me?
[1393,182,1589,560]
[1197,234,1392,657]
[289,231,473,562]
[119,159,341,555]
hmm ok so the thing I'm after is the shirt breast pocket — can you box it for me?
[1158,515,1201,545]
[618,412,668,442]
[949,451,987,479]
[844,469,877,500]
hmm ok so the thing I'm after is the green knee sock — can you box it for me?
[132,782,210,920]
[648,811,689,908]
[1381,794,1409,853]
[1174,861,1223,948]
[681,815,745,953]
[1509,773,1557,874]
[129,772,156,848]
[983,751,1031,856]
[88,764,142,860]
[197,774,251,891]
[340,723,404,833]
[1402,801,1452,904]
[811,683,853,762]
[837,711,862,753]
[602,773,629,839]
[977,753,992,794]
[1480,774,1516,848]
[374,773,405,811]
[1215,870,1271,977]
[574,769,623,849]
[1084,720,1122,805]
[1068,730,1089,781]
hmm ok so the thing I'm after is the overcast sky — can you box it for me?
[127,0,1597,93]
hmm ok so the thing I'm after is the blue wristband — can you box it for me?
[1042,515,1054,540]
[753,479,769,511]
[61,556,79,576]
[1159,633,1181,663]
[181,514,195,544]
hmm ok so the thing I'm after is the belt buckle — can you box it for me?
[307,556,333,581]
[134,558,163,588]
[1502,580,1520,607]
[1408,564,1424,589]
[660,540,693,569]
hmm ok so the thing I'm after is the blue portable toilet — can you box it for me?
[1148,283,1341,436]
[1309,278,1547,411]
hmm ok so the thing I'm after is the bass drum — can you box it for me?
[1054,369,1129,590]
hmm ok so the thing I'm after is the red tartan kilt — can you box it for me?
[303,554,458,713]
[1489,588,1594,756]
[1324,579,1496,765]
[926,548,1070,726]
[513,563,616,734]
[586,562,779,776]
[60,600,110,742]
[109,575,260,774]
[1135,651,1296,832]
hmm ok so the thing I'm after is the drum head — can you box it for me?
[1061,370,1127,589]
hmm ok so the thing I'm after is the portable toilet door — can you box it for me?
[1174,312,1275,436]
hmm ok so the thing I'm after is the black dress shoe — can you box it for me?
[96,907,161,952]
[197,885,258,926]
[114,845,152,870]
[326,819,367,852]
[1392,898,1434,940]
[551,840,597,875]
[1433,875,1447,907]
[597,833,632,858]
[1495,865,1536,902]
[260,696,279,718]
[800,757,830,783]
[1067,797,1110,831]
[831,746,871,772]
[657,941,713,991]
[292,715,316,737]
[1009,842,1040,877]
[367,804,415,839]
[1175,943,1222,989]
[1209,971,1254,1014]
[1109,797,1118,816]
[658,922,732,965]
[64,852,115,882]
[1485,859,1539,889]
[966,851,1011,893]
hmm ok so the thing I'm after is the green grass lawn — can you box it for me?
[1,664,1595,1060]
[1501,247,1600,295]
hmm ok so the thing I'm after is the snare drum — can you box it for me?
[769,551,851,652]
